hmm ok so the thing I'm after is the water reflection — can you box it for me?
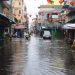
[23,35,40,75]
[0,35,75,75]
[0,40,13,75]
[64,44,75,75]
[10,38,28,75]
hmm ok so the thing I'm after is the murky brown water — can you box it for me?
[0,34,75,75]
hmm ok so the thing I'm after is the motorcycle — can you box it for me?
[25,34,31,40]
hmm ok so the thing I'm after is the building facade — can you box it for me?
[11,0,28,37]
[12,0,25,24]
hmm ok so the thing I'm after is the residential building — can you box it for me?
[11,0,28,37]
[12,0,26,24]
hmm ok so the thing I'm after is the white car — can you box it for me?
[43,30,51,39]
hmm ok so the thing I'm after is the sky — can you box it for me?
[24,0,47,14]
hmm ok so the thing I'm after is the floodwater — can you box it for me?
[0,34,75,75]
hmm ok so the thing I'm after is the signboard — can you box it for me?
[52,15,58,18]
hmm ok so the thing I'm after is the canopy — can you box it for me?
[14,24,27,29]
[62,23,75,29]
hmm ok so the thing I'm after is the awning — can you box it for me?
[14,24,27,29]
[62,23,75,29]
[0,13,16,26]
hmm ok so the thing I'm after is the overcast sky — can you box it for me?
[24,0,47,14]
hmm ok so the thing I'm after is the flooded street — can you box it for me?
[0,34,75,75]
[1,0,75,75]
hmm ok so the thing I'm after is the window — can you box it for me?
[19,10,21,14]
[19,2,21,5]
